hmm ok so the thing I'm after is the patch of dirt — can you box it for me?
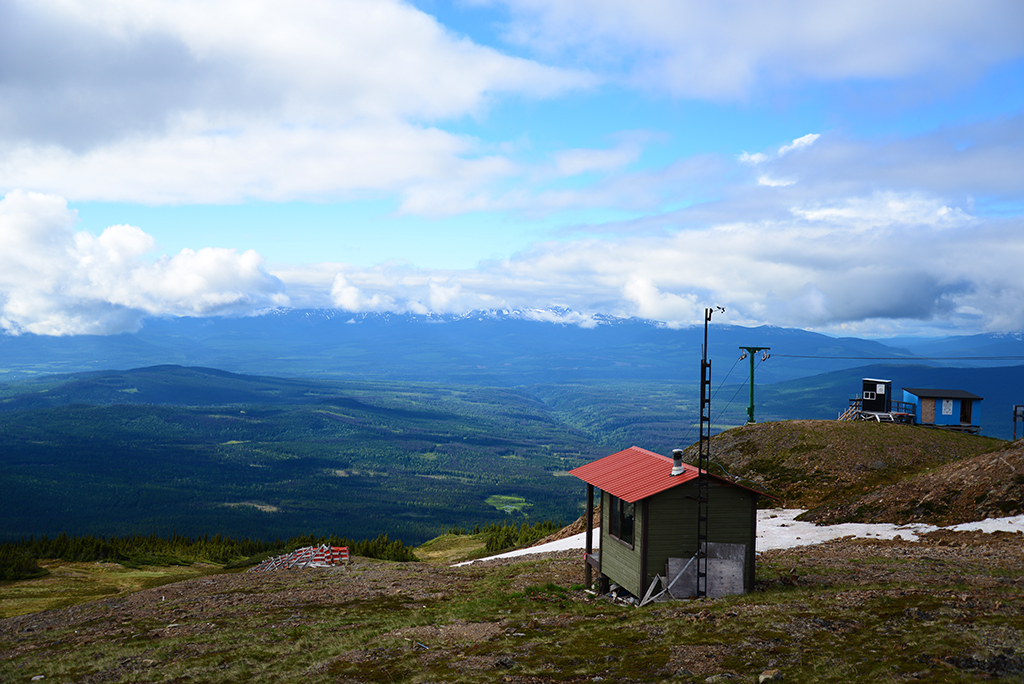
[387,620,503,645]
[666,643,731,677]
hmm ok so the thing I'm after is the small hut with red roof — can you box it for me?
[570,446,768,601]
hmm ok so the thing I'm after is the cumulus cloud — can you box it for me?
[0,190,288,335]
[482,0,1024,98]
[269,118,1024,336]
[0,0,593,203]
[7,179,1022,338]
[299,197,1017,334]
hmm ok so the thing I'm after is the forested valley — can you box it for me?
[1,366,684,546]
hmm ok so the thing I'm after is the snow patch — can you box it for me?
[454,509,1024,566]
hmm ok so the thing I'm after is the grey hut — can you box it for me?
[570,446,770,601]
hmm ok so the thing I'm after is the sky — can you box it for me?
[1,0,1023,338]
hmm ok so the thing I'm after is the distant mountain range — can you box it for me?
[5,307,1020,381]
[2,308,1023,437]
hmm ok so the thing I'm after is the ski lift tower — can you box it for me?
[738,346,770,424]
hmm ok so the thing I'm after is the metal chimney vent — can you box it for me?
[671,448,685,476]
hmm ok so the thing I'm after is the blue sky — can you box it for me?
[1,0,1023,337]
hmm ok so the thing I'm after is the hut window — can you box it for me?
[609,495,635,547]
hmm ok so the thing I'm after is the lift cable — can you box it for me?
[704,357,770,488]
[711,356,767,431]
[676,353,744,449]
[772,354,1024,361]
[711,372,750,429]
[670,357,771,486]
[710,354,743,402]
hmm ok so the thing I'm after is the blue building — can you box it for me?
[902,388,983,434]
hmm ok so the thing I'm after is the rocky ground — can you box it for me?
[3,528,1023,683]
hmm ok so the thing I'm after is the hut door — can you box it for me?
[960,400,972,425]
[922,398,935,423]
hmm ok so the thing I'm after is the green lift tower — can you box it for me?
[738,346,770,424]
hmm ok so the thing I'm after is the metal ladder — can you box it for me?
[696,308,712,598]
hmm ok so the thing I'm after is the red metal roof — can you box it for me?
[568,446,698,503]
[569,445,771,503]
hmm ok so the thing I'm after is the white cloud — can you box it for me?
[0,190,287,335]
[738,152,769,165]
[789,192,970,228]
[552,143,641,176]
[267,182,1024,335]
[739,133,820,187]
[484,0,1024,98]
[621,276,700,326]
[1,120,490,204]
[778,133,820,156]
[399,149,727,218]
[7,176,1024,337]
[0,0,593,203]
[757,176,795,188]
[770,118,1024,200]
[330,272,398,313]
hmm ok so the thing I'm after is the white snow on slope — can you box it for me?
[455,509,1024,566]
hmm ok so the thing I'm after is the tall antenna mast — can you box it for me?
[696,307,721,598]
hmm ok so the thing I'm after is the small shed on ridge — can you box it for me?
[861,378,893,413]
[902,388,983,433]
[569,446,769,601]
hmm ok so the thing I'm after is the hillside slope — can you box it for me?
[3,533,1024,683]
[804,439,1024,525]
[686,420,1005,513]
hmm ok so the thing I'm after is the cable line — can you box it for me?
[773,354,1024,361]
[711,376,749,429]
[677,352,745,448]
[710,354,742,402]
[711,356,767,430]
